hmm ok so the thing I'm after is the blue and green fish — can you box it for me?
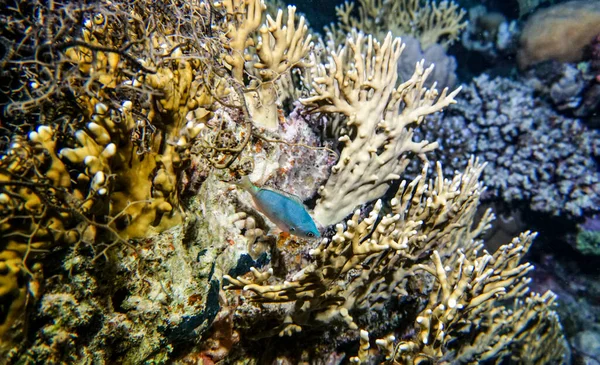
[235,177,321,239]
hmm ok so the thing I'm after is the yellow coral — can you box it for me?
[0,129,77,348]
[331,0,467,49]
[220,0,313,130]
[0,0,226,350]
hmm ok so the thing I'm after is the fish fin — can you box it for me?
[265,187,305,205]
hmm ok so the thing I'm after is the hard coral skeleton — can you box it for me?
[302,32,461,226]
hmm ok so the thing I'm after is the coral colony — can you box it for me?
[3,0,600,363]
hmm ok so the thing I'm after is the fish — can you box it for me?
[235,176,321,239]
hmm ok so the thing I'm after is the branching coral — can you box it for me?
[0,0,239,350]
[226,159,494,334]
[331,0,466,50]
[325,0,465,96]
[387,241,565,363]
[225,159,567,362]
[370,292,565,364]
[301,32,461,226]
[220,0,313,130]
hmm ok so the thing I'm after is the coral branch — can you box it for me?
[302,32,460,226]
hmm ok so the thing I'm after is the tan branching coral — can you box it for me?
[389,239,560,363]
[332,0,467,49]
[226,159,494,334]
[301,32,461,226]
[220,0,313,130]
[225,158,567,362]
[371,268,565,363]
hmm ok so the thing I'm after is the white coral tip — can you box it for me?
[102,143,117,158]
[92,171,105,185]
[95,102,108,114]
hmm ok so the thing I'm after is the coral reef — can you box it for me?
[418,74,600,217]
[226,160,567,363]
[327,0,466,91]
[517,0,600,69]
[0,0,572,363]
[0,0,325,355]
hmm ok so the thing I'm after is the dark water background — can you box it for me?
[283,0,524,33]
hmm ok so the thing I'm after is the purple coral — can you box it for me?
[582,214,600,232]
[419,74,600,217]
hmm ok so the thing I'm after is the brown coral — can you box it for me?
[518,0,600,69]
[0,0,229,351]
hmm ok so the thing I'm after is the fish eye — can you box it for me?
[307,232,315,237]
[290,227,296,232]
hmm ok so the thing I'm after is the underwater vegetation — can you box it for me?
[2,0,598,363]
